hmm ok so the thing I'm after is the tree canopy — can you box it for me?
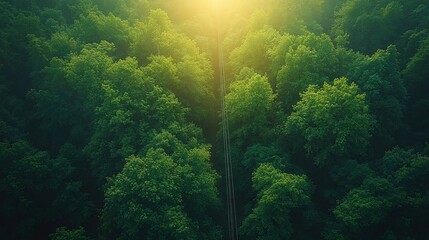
[1,0,428,239]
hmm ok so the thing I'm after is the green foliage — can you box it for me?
[228,26,281,77]
[347,45,406,148]
[242,144,288,171]
[334,1,385,52]
[333,147,429,237]
[334,176,404,229]
[333,0,428,54]
[143,55,178,88]
[272,33,340,110]
[268,0,324,34]
[131,9,215,125]
[57,0,95,23]
[81,55,185,180]
[96,0,150,21]
[240,163,312,239]
[285,77,374,165]
[377,148,429,207]
[142,124,222,238]
[49,227,92,240]
[102,147,221,240]
[71,11,131,57]
[328,159,374,199]
[29,41,114,151]
[28,32,80,71]
[175,54,215,123]
[0,5,43,96]
[131,9,183,63]
[402,35,429,143]
[226,71,275,146]
[102,150,190,240]
[1,0,429,239]
[0,140,92,239]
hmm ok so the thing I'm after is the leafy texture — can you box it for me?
[285,78,373,165]
[240,163,312,239]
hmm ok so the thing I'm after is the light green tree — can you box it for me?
[228,26,281,77]
[102,145,221,240]
[226,71,275,146]
[102,150,194,240]
[240,163,312,239]
[285,77,374,165]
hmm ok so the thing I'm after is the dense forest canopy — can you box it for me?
[0,0,428,239]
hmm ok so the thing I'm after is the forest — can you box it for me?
[0,0,428,239]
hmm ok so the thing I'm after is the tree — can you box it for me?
[102,146,221,240]
[285,77,374,165]
[29,41,115,152]
[71,10,131,57]
[28,31,80,74]
[0,6,43,97]
[402,36,429,145]
[334,176,404,230]
[142,55,178,89]
[326,159,374,203]
[272,33,340,111]
[240,163,312,239]
[347,45,406,150]
[268,0,323,34]
[377,147,429,209]
[332,0,395,54]
[130,9,199,64]
[332,147,429,238]
[0,140,92,240]
[95,0,150,22]
[175,54,215,125]
[228,26,281,78]
[131,9,216,127]
[82,55,187,181]
[102,150,193,240]
[225,71,275,146]
[142,125,222,239]
[56,0,95,23]
[242,144,289,171]
[49,227,93,240]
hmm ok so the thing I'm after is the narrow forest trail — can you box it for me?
[216,1,239,239]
